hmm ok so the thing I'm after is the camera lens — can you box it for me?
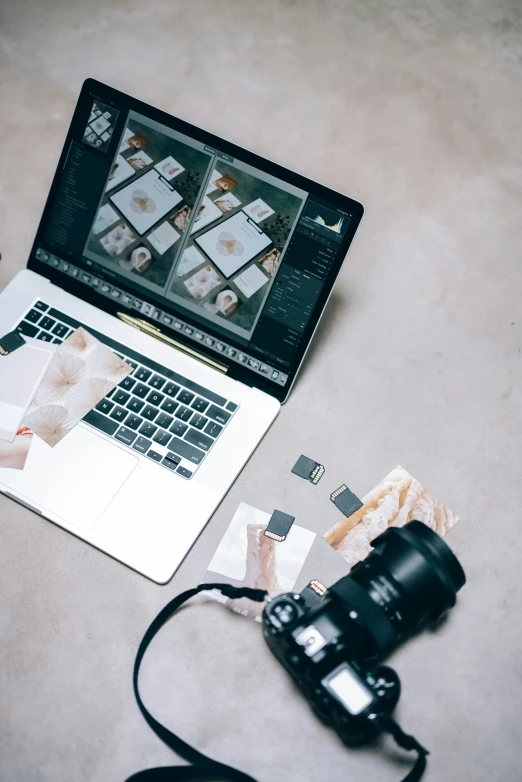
[330,521,465,658]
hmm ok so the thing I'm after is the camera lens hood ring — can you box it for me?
[374,521,465,617]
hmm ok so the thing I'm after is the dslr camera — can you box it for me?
[262,521,465,747]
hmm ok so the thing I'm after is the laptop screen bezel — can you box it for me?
[27,78,364,403]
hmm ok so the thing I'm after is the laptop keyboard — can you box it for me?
[15,301,239,479]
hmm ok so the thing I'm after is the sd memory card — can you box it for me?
[330,484,363,517]
[0,330,26,356]
[291,454,325,485]
[264,510,295,542]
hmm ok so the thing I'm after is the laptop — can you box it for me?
[0,79,363,583]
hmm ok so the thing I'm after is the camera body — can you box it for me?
[262,520,466,746]
[263,589,402,744]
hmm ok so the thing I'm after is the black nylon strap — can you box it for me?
[126,583,267,782]
[125,583,428,782]
[376,716,429,782]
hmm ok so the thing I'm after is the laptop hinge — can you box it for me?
[117,312,228,374]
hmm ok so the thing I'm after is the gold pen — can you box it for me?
[117,312,227,374]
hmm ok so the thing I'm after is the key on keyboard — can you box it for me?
[139,422,157,438]
[127,397,145,414]
[133,383,150,399]
[119,376,136,391]
[125,414,143,430]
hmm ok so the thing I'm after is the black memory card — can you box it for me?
[291,454,325,485]
[300,580,328,610]
[264,510,295,542]
[0,330,26,356]
[330,484,363,517]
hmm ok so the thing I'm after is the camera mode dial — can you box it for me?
[265,596,301,631]
[364,665,401,712]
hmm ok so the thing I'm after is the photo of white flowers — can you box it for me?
[322,465,459,570]
[22,328,132,447]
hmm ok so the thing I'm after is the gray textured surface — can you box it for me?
[1,1,521,780]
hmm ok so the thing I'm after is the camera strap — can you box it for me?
[126,583,267,782]
[375,716,429,782]
[125,583,428,782]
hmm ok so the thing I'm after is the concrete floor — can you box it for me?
[1,1,522,780]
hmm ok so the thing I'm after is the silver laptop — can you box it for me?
[0,79,363,583]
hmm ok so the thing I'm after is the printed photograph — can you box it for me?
[119,127,135,153]
[127,150,153,171]
[154,156,185,180]
[233,264,269,299]
[105,155,135,193]
[170,204,192,232]
[215,174,238,192]
[190,195,222,234]
[203,288,241,318]
[127,133,148,150]
[176,245,204,277]
[0,426,33,471]
[88,106,101,123]
[0,336,57,442]
[118,246,153,274]
[205,168,223,194]
[323,465,460,569]
[110,169,183,235]
[202,502,316,619]
[147,221,180,255]
[243,198,275,224]
[91,116,110,136]
[100,222,136,257]
[92,204,120,235]
[214,192,241,213]
[183,265,222,300]
[22,328,132,448]
[259,248,281,277]
[195,211,271,278]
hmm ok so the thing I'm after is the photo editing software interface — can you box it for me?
[37,94,354,387]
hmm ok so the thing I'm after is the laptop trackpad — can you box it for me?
[2,426,138,531]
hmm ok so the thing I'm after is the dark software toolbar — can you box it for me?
[35,248,290,385]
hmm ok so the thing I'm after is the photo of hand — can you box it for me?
[0,426,33,471]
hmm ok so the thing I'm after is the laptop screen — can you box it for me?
[30,80,363,401]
